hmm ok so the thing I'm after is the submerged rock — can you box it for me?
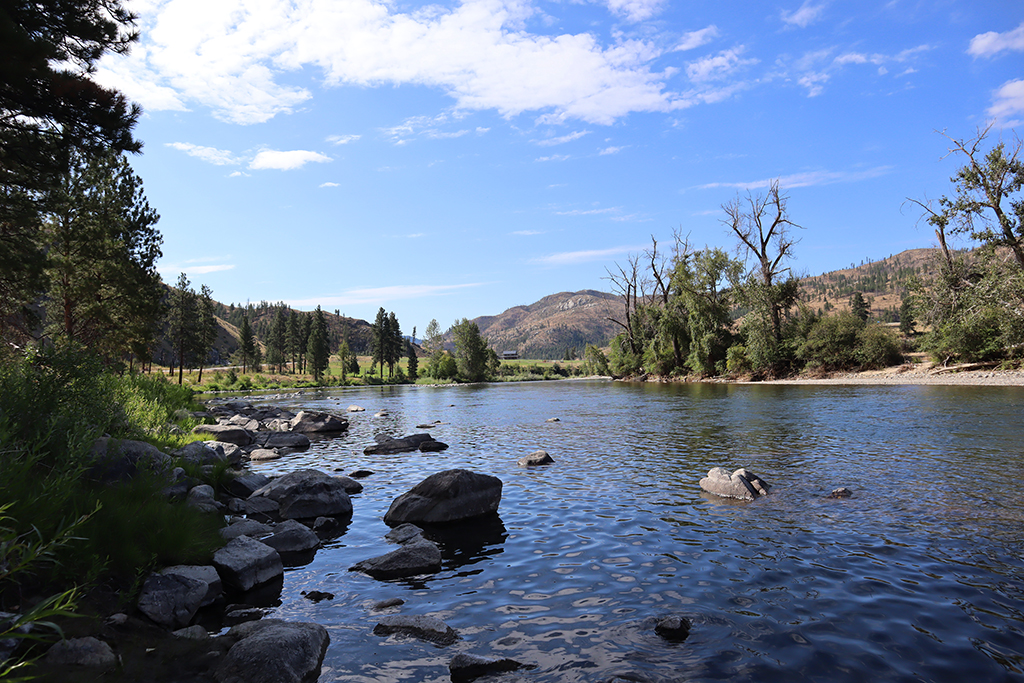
[449,653,532,681]
[828,487,853,499]
[518,450,554,467]
[44,637,117,669]
[384,469,502,525]
[350,539,442,579]
[654,615,692,641]
[364,433,448,455]
[699,468,770,501]
[373,615,458,646]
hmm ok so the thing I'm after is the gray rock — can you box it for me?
[372,598,405,610]
[449,653,531,681]
[160,565,223,607]
[137,572,207,629]
[347,405,365,412]
[518,450,554,466]
[312,516,342,536]
[88,437,172,483]
[216,620,329,683]
[289,411,350,433]
[221,518,273,541]
[221,400,253,414]
[225,472,272,499]
[349,469,374,478]
[226,415,261,431]
[172,625,210,639]
[255,432,311,450]
[244,496,280,520]
[350,539,442,579]
[372,615,458,646]
[828,487,853,498]
[654,615,691,641]
[174,441,231,466]
[384,469,502,525]
[193,424,254,446]
[545,417,560,422]
[364,433,447,455]
[187,484,220,513]
[44,636,117,669]
[213,536,283,592]
[334,476,363,494]
[699,467,770,501]
[251,469,353,520]
[0,612,31,661]
[385,523,424,545]
[262,520,320,554]
[224,607,264,626]
[249,448,282,462]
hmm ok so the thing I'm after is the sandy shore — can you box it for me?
[751,361,1024,386]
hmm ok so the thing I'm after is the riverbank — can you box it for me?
[750,361,1024,386]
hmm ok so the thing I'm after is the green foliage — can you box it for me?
[850,291,869,321]
[407,341,419,380]
[307,306,330,382]
[856,324,903,369]
[452,318,492,382]
[797,312,864,371]
[726,345,751,374]
[583,344,610,376]
[609,333,641,377]
[899,296,916,335]
[434,351,458,380]
[237,314,255,373]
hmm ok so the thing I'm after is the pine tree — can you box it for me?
[268,307,287,373]
[850,292,869,321]
[287,310,300,372]
[407,340,418,380]
[338,339,350,382]
[299,313,312,373]
[307,306,330,382]
[195,284,217,382]
[387,311,402,378]
[238,314,255,374]
[371,307,387,379]
[167,272,197,385]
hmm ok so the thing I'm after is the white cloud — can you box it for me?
[249,150,332,170]
[686,48,758,82]
[228,171,250,177]
[698,166,892,190]
[534,130,590,146]
[798,72,830,97]
[288,283,484,308]
[327,134,361,145]
[532,244,647,266]
[988,79,1024,127]
[968,22,1024,58]
[674,26,719,52]
[555,207,620,216]
[512,229,543,235]
[785,44,930,96]
[604,0,666,23]
[320,181,340,187]
[96,0,705,126]
[781,1,826,28]
[159,263,235,277]
[166,142,239,165]
[599,146,623,155]
[536,154,570,162]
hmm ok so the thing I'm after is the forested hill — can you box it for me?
[798,247,946,321]
[466,290,622,360]
[212,301,375,354]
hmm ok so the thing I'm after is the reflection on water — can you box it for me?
[234,380,1024,682]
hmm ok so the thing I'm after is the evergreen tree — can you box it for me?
[196,284,217,382]
[307,306,330,382]
[407,340,418,380]
[167,273,197,385]
[387,311,402,378]
[268,307,287,373]
[338,339,350,382]
[371,307,387,379]
[850,292,869,321]
[899,296,916,335]
[299,313,312,373]
[238,314,255,373]
[287,310,300,372]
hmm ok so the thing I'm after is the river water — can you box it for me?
[229,380,1024,682]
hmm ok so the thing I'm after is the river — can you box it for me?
[225,380,1024,682]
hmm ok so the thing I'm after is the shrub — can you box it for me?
[797,312,863,371]
[725,345,750,374]
[856,324,903,369]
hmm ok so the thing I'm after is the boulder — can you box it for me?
[193,424,254,447]
[349,469,374,478]
[334,476,363,495]
[172,625,209,639]
[364,433,447,455]
[350,539,442,579]
[225,415,261,431]
[262,520,321,554]
[384,469,502,525]
[518,450,554,467]
[828,487,853,499]
[251,470,353,520]
[88,437,171,483]
[186,484,220,513]
[244,496,281,520]
[160,564,223,607]
[213,536,283,592]
[255,432,311,450]
[449,653,531,682]
[372,615,458,646]
[225,472,272,499]
[699,468,770,501]
[249,448,282,462]
[137,572,207,629]
[221,400,253,414]
[174,440,241,466]
[221,518,273,542]
[347,405,365,412]
[385,523,424,545]
[289,411,349,433]
[216,620,329,683]
[44,637,117,669]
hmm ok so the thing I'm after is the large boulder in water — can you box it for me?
[364,433,448,455]
[250,469,353,520]
[216,619,329,683]
[289,411,349,434]
[192,424,254,446]
[349,539,442,579]
[384,469,501,525]
[699,467,770,501]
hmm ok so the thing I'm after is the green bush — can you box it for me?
[797,312,863,371]
[856,324,903,369]
[725,345,750,374]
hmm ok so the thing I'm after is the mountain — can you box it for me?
[468,289,623,360]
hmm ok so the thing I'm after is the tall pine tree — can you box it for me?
[307,306,330,382]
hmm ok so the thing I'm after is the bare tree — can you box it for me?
[605,253,643,356]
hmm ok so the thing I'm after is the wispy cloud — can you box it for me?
[988,79,1024,127]
[968,22,1024,58]
[228,171,250,178]
[327,134,361,145]
[512,230,544,235]
[159,263,236,277]
[534,130,590,146]
[536,154,571,162]
[320,182,340,188]
[675,26,719,52]
[532,244,648,266]
[784,44,931,96]
[287,283,485,308]
[599,146,624,155]
[686,47,758,82]
[166,142,239,165]
[781,1,826,28]
[555,207,621,216]
[698,166,892,190]
[604,0,666,23]
[249,150,332,171]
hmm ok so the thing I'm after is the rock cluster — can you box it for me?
[363,433,448,455]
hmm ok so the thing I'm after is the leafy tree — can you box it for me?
[850,292,869,321]
[673,247,742,376]
[452,318,491,382]
[583,344,610,376]
[238,314,255,373]
[723,180,801,375]
[434,351,458,380]
[42,152,162,359]
[423,318,446,377]
[1,0,142,344]
[167,273,197,384]
[307,306,330,382]
[797,312,864,371]
[337,339,351,382]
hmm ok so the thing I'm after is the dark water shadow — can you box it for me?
[422,513,507,573]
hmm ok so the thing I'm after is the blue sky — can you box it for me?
[96,0,1024,335]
